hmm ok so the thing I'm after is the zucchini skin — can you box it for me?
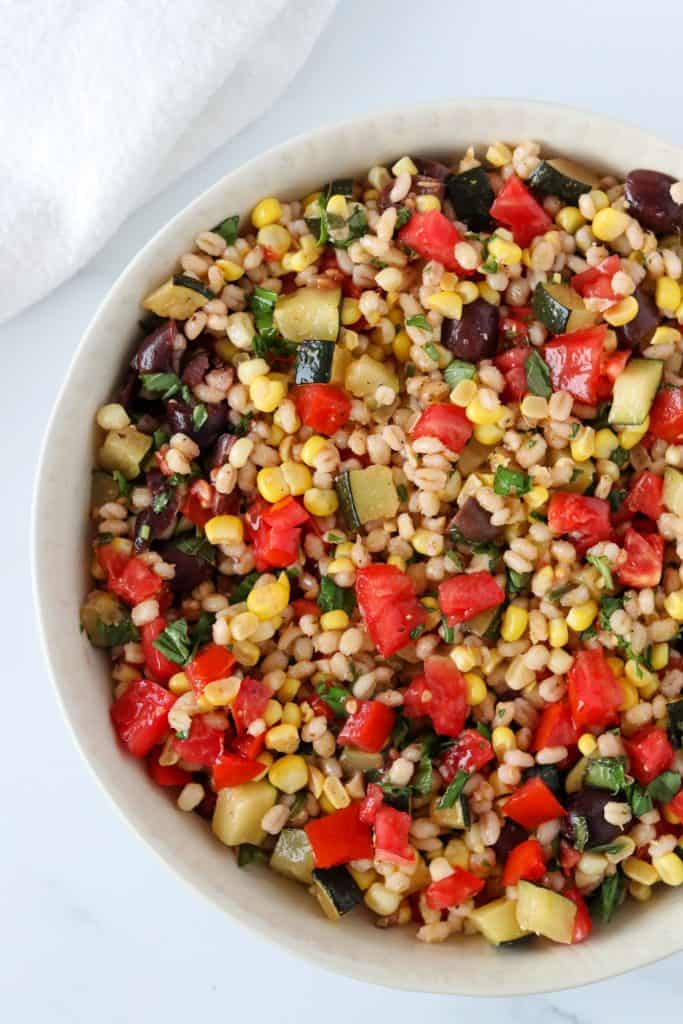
[313,867,363,918]
[445,167,494,231]
[335,471,361,530]
[172,274,213,300]
[528,160,592,203]
[294,340,335,384]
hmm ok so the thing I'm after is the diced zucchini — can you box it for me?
[663,467,683,517]
[98,426,152,480]
[312,867,363,920]
[212,780,277,847]
[330,346,352,385]
[445,167,494,231]
[270,828,314,884]
[430,795,467,830]
[273,286,341,343]
[336,466,399,529]
[80,590,133,648]
[339,749,384,774]
[91,470,120,507]
[566,755,590,794]
[515,881,576,944]
[294,340,336,384]
[528,158,598,202]
[469,898,529,946]
[608,357,663,426]
[344,354,399,403]
[464,605,501,639]
[532,281,598,334]
[142,275,212,319]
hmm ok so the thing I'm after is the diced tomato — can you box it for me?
[173,715,224,767]
[494,345,529,401]
[374,805,415,866]
[563,888,592,944]
[96,542,129,580]
[146,748,192,787]
[617,528,665,588]
[438,571,505,625]
[665,789,683,823]
[355,564,426,657]
[245,497,305,570]
[425,867,485,910]
[490,175,552,248]
[572,254,621,301]
[501,838,547,887]
[186,643,236,698]
[503,777,567,830]
[309,693,335,723]
[532,701,578,752]
[548,492,611,552]
[501,314,530,345]
[559,840,581,875]
[231,676,270,733]
[140,616,178,683]
[98,543,163,606]
[305,803,374,868]
[624,470,664,521]
[291,598,321,619]
[230,731,265,760]
[597,349,630,402]
[624,726,674,786]
[110,678,175,758]
[262,496,309,530]
[543,325,607,405]
[397,209,473,274]
[440,729,494,781]
[567,649,622,730]
[212,752,264,789]
[181,480,215,529]
[649,386,683,443]
[293,384,351,436]
[338,701,396,753]
[410,403,473,454]
[359,782,384,825]
[403,656,467,738]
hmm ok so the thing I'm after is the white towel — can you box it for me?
[0,0,337,323]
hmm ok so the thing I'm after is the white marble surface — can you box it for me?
[5,1,683,1019]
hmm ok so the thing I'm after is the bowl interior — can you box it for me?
[33,99,683,995]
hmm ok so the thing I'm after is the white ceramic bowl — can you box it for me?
[33,99,683,995]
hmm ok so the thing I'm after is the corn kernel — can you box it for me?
[455,281,479,305]
[548,617,569,649]
[665,590,683,622]
[464,673,487,706]
[605,656,624,677]
[232,640,260,666]
[578,733,598,757]
[566,600,598,632]
[656,275,682,315]
[257,224,291,259]
[478,281,501,306]
[304,488,339,518]
[341,298,361,326]
[279,459,312,496]
[326,193,348,219]
[364,883,402,917]
[391,329,412,362]
[488,236,523,267]
[386,554,407,571]
[555,206,585,234]
[451,378,478,407]
[257,466,289,503]
[276,678,300,705]
[619,679,639,710]
[443,837,470,869]
[623,857,659,885]
[654,852,683,886]
[651,325,681,345]
[328,558,354,576]
[268,753,308,792]
[466,396,502,425]
[570,427,596,462]
[300,436,327,468]
[592,207,630,242]
[204,678,241,706]
[260,699,281,727]
[416,194,441,213]
[618,416,649,450]
[594,428,619,459]
[451,645,478,672]
[501,606,529,642]
[392,155,418,177]
[247,572,291,621]
[624,659,657,689]
[250,375,286,413]
[604,296,639,327]
[629,880,653,902]
[521,486,548,512]
[473,423,504,446]
[205,514,244,546]
[320,610,350,634]
[492,726,516,758]
[265,721,299,754]
[412,528,444,557]
[251,197,283,229]
[96,403,130,431]
[215,258,245,283]
[424,290,463,319]
[169,671,190,695]
[323,774,351,810]
[280,702,301,728]
[486,141,512,168]
[650,643,669,670]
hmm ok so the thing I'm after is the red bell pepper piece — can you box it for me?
[548,492,611,552]
[567,649,622,730]
[173,715,224,767]
[572,254,621,301]
[563,888,592,944]
[403,656,467,738]
[98,543,163,606]
[649,385,683,443]
[308,693,335,723]
[110,678,175,757]
[425,866,485,910]
[624,726,674,785]
[503,777,567,830]
[232,676,270,733]
[305,803,374,868]
[245,496,307,570]
[291,598,321,618]
[490,175,552,248]
[374,805,415,866]
[231,731,265,760]
[397,209,473,274]
[262,496,309,530]
[141,616,178,683]
[501,838,547,887]
[543,325,607,405]
[212,752,264,789]
[410,403,473,454]
[181,480,215,529]
[617,528,664,588]
[440,729,494,781]
[293,384,351,436]
[359,782,384,825]
[186,643,236,698]
[532,700,578,752]
[438,571,505,625]
[624,470,664,521]
[146,748,192,787]
[559,840,582,875]
[338,700,396,753]
[355,564,426,657]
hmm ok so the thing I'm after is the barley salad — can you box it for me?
[82,140,683,947]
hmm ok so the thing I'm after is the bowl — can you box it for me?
[33,99,683,995]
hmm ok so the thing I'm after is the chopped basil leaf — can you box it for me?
[249,286,279,343]
[626,781,653,818]
[397,483,408,503]
[647,770,682,804]
[229,571,261,604]
[425,342,440,362]
[573,815,589,852]
[377,783,412,812]
[237,844,269,868]
[608,489,627,514]
[390,713,410,750]
[506,568,531,596]
[213,214,240,244]
[315,681,350,717]
[192,403,208,430]
[443,358,476,388]
[153,428,170,450]
[475,722,492,741]
[153,618,192,665]
[569,468,583,484]
[585,756,628,793]
[409,624,425,641]
[252,334,298,359]
[481,255,498,275]
[586,554,614,591]
[593,401,612,430]
[175,728,189,741]
[140,372,183,400]
[438,770,469,809]
[324,177,355,198]
[152,490,171,514]
[318,576,356,615]
[113,470,131,497]
[594,871,624,924]
[599,595,624,632]
[406,314,431,332]
[191,611,214,651]
[93,616,138,647]
[524,350,552,398]
[440,615,456,644]
[579,624,598,643]
[334,205,368,249]
[413,748,434,796]
[493,465,530,497]
[445,549,464,571]
[229,413,252,437]
[547,583,572,601]
[176,533,216,564]
[611,447,630,468]
[395,206,412,230]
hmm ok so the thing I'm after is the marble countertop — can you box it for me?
[5,1,683,1019]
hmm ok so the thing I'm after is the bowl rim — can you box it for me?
[32,97,683,996]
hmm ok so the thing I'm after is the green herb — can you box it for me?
[667,698,683,749]
[475,722,492,741]
[334,205,368,249]
[626,781,653,818]
[94,532,113,546]
[326,533,345,544]
[445,549,464,571]
[569,468,583,484]
[153,618,193,665]
[152,490,171,514]
[395,206,412,229]
[647,771,682,804]
[585,756,628,793]
[440,615,456,644]
[213,214,240,244]
[579,624,598,643]
[377,784,413,811]
[406,314,431,332]
[493,465,530,497]
[229,413,252,437]
[287,792,307,820]
[611,446,630,469]
[316,681,351,717]
[318,576,356,615]
[93,616,139,647]
[569,423,580,439]
[153,428,170,450]
[237,844,269,868]
[409,624,425,641]
[405,363,415,377]
[573,815,589,852]
[443,358,476,388]
[425,342,440,363]
[547,583,572,601]
[413,748,434,797]
[175,728,189,741]
[229,571,261,605]
[396,483,408,503]
[324,178,355,198]
[459,794,471,829]
[390,714,410,749]
[470,540,501,572]
[608,489,627,514]
[524,350,552,398]
[529,510,547,523]
[249,286,279,343]
[590,839,627,855]
[593,402,612,430]
[140,372,183,399]
[112,470,131,497]
[599,595,624,632]
[594,872,624,924]
[192,403,208,430]
[506,568,531,596]
[176,533,216,565]
[438,770,468,809]
[314,193,329,245]
[252,334,298,359]
[139,524,151,540]
[286,565,301,580]
[586,554,614,591]
[481,255,499,274]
